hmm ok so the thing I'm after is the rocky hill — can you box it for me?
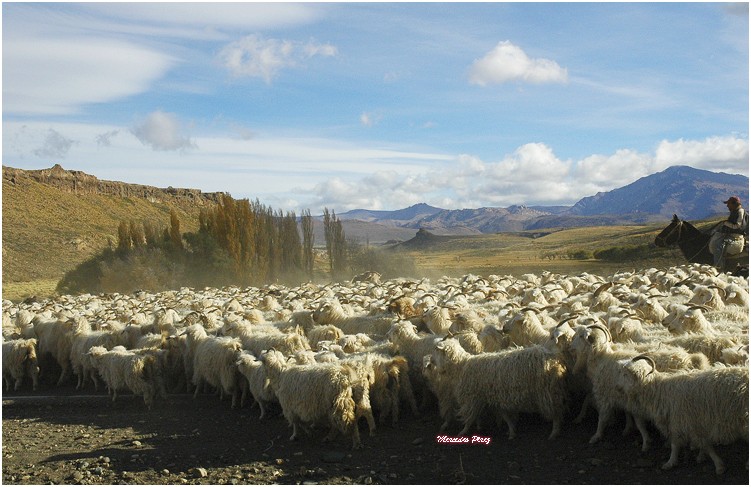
[3,164,224,205]
[2,165,220,285]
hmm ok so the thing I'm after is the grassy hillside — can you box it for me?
[2,168,726,301]
[391,224,691,278]
[2,176,202,293]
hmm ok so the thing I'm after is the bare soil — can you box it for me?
[2,385,748,485]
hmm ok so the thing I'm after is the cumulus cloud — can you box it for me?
[468,41,568,86]
[299,134,748,212]
[33,129,76,159]
[131,111,196,151]
[653,136,749,174]
[217,34,337,83]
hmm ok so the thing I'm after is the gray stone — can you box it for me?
[193,467,208,478]
[320,451,347,463]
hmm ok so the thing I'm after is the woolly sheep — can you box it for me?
[431,338,568,440]
[2,338,40,391]
[235,350,277,418]
[260,349,362,449]
[617,356,748,475]
[87,346,160,408]
[192,335,244,408]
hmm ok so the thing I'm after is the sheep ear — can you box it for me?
[586,334,595,344]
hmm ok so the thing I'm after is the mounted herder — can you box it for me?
[708,196,747,270]
[655,196,749,276]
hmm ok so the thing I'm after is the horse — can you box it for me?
[655,214,748,275]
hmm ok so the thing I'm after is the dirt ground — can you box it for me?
[2,383,748,485]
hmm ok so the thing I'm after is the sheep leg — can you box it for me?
[634,415,651,452]
[573,393,592,423]
[192,379,202,399]
[702,445,726,475]
[56,365,70,386]
[90,371,100,391]
[290,420,300,441]
[14,377,23,391]
[589,405,612,444]
[400,376,420,417]
[501,412,518,440]
[359,407,376,437]
[622,413,634,436]
[547,419,562,440]
[458,402,482,436]
[258,401,267,420]
[351,423,363,450]
[661,440,682,470]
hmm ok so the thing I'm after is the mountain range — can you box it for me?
[333,165,748,238]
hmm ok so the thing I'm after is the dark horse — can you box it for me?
[655,214,748,274]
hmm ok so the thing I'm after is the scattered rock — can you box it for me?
[191,467,208,478]
[72,471,84,482]
[161,469,170,476]
[321,451,347,463]
[589,458,603,466]
[411,437,424,445]
[132,441,142,447]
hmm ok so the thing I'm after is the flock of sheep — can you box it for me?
[2,263,749,476]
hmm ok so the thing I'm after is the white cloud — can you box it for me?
[33,129,76,159]
[3,37,174,115]
[131,111,196,152]
[80,3,323,31]
[653,136,749,174]
[4,119,746,213]
[360,112,383,127]
[468,41,568,86]
[217,34,337,83]
[575,149,652,185]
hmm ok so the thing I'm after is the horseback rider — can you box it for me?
[708,196,748,270]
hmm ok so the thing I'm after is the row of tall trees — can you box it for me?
[61,193,420,294]
[111,195,350,285]
[192,194,316,285]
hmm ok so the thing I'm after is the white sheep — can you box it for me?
[235,350,277,418]
[87,346,160,408]
[2,338,40,391]
[313,300,395,337]
[192,335,244,408]
[307,324,345,351]
[259,349,362,449]
[422,305,452,336]
[70,328,126,390]
[616,356,748,475]
[431,338,568,440]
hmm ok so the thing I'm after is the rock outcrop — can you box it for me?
[3,164,224,206]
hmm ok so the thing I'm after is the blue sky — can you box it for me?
[3,2,749,213]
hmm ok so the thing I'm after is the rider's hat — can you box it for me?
[724,196,741,205]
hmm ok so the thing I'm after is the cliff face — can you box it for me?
[3,164,224,206]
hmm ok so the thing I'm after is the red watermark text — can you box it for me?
[435,435,492,445]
